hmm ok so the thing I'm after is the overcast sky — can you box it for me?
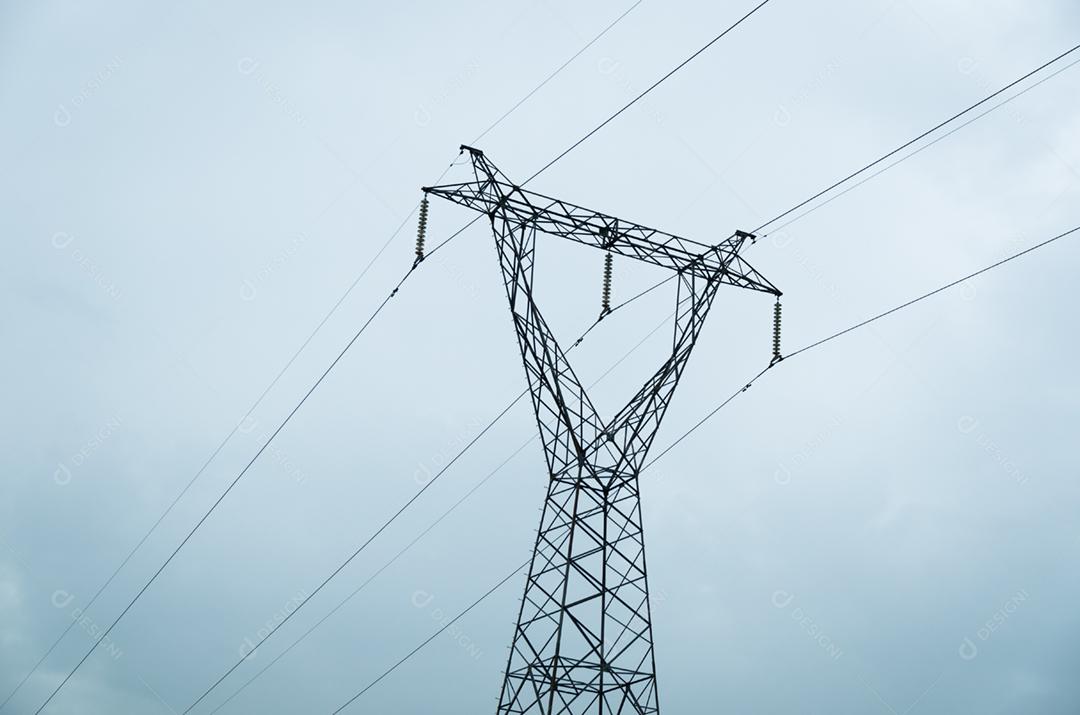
[2,0,1079,713]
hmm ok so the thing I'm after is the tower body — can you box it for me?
[423,146,780,715]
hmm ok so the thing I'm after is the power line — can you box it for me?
[204,43,1080,708]
[32,2,771,706]
[752,42,1080,235]
[36,3,1064,710]
[330,563,528,715]
[525,0,774,184]
[783,224,1080,359]
[181,278,671,713]
[318,42,1080,708]
[651,223,1080,463]
[270,54,1080,695]
[215,38,1080,711]
[181,392,523,714]
[0,158,455,715]
[18,6,646,709]
[205,313,673,714]
[760,53,1080,237]
[31,267,416,715]
[472,0,644,145]
[327,221,1080,712]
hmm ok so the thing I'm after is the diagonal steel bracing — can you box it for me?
[424,146,779,715]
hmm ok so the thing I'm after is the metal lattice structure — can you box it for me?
[424,146,780,715]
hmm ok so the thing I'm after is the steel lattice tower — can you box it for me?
[424,146,780,715]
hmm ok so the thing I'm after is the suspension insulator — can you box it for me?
[415,196,429,261]
[771,300,782,362]
[601,252,613,314]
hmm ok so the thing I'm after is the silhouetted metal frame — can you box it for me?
[424,146,779,714]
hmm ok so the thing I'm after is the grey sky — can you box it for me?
[2,0,1079,713]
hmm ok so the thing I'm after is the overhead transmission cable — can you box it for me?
[329,221,1080,713]
[757,51,1080,236]
[180,277,671,714]
[30,2,767,709]
[16,5,645,712]
[213,36,1080,715]
[525,0,774,184]
[204,306,674,715]
[232,41,1080,711]
[321,43,1080,710]
[30,266,421,715]
[330,564,528,715]
[647,223,1080,464]
[37,7,1075,714]
[0,156,454,715]
[751,42,1080,236]
[472,0,644,144]
[173,3,787,706]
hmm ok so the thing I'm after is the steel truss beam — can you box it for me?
[423,147,779,715]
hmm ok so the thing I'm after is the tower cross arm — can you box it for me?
[422,146,781,296]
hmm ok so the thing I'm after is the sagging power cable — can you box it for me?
[179,273,672,714]
[21,4,649,711]
[752,42,1080,236]
[205,312,674,714]
[328,221,1080,713]
[38,2,767,707]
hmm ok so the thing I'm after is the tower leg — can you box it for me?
[497,470,659,715]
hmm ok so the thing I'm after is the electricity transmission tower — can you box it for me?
[424,146,780,715]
